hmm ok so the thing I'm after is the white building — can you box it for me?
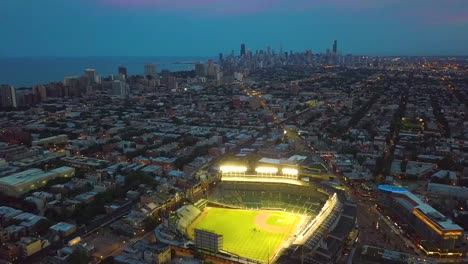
[112,80,129,98]
[0,167,75,197]
[17,237,50,257]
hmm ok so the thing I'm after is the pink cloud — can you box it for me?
[394,2,468,27]
[98,0,468,25]
[98,0,386,14]
[420,9,468,26]
[101,0,285,14]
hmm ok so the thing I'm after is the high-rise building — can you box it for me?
[240,43,246,57]
[0,85,17,108]
[84,69,96,85]
[207,60,217,79]
[195,63,206,77]
[32,85,47,101]
[167,77,178,90]
[15,89,39,107]
[118,66,127,78]
[112,80,128,98]
[144,64,157,77]
[333,40,337,53]
[161,70,171,85]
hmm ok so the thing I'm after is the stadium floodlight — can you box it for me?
[220,166,247,174]
[282,168,298,175]
[255,167,278,174]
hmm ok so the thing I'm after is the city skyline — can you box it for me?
[1,0,468,57]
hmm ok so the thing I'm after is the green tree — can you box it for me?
[437,157,455,170]
[68,249,91,264]
[125,171,158,190]
[144,216,159,231]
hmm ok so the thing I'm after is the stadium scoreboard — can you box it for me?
[195,229,223,253]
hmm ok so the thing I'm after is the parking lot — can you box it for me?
[82,228,127,259]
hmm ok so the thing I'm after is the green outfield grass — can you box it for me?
[190,207,301,263]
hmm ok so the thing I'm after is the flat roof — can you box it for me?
[378,185,463,231]
[0,169,47,185]
[51,166,74,174]
[413,204,462,231]
[378,185,408,193]
[0,167,74,186]
[50,222,76,232]
[258,157,297,166]
[62,156,108,166]
[288,155,307,162]
[33,134,68,143]
[221,176,308,186]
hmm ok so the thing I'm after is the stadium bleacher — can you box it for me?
[175,204,202,233]
[207,182,328,216]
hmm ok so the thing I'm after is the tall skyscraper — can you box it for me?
[161,69,171,85]
[84,69,96,85]
[144,64,157,77]
[0,85,17,108]
[333,40,337,53]
[118,66,127,77]
[195,63,206,77]
[32,85,47,101]
[240,43,246,57]
[112,80,128,98]
[167,77,178,90]
[207,60,216,79]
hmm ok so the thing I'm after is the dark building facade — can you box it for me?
[377,185,463,256]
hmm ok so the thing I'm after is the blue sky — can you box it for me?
[1,0,467,56]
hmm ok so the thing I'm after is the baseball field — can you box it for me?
[188,207,304,263]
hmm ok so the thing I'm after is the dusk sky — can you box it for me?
[1,0,467,57]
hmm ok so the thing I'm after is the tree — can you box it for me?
[68,249,91,264]
[101,256,115,264]
[437,157,455,170]
[35,219,53,234]
[144,216,159,231]
[125,171,158,190]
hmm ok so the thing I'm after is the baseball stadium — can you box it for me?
[158,158,357,264]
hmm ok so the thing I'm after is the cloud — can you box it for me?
[98,0,468,26]
[98,0,384,14]
[100,0,284,14]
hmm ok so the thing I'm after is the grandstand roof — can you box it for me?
[221,176,308,186]
[258,157,297,166]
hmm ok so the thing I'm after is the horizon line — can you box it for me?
[1,54,468,58]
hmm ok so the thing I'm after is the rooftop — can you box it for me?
[378,185,407,193]
[378,185,463,232]
[0,166,74,186]
[50,222,76,232]
[258,157,297,166]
